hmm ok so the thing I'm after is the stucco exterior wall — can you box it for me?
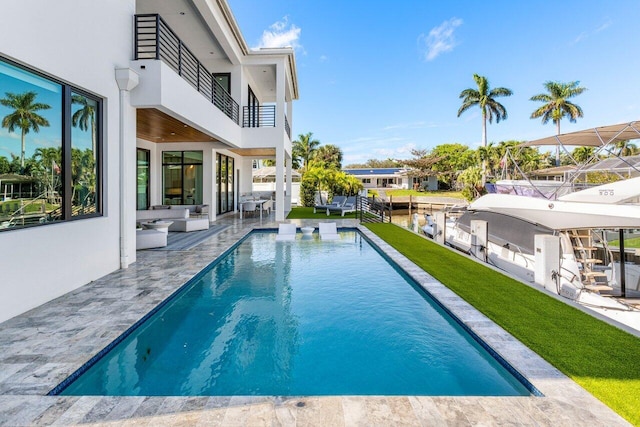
[0,0,136,322]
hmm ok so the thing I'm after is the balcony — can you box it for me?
[134,14,239,124]
[243,105,291,139]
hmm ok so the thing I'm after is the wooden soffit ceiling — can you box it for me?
[137,108,219,143]
[229,148,276,157]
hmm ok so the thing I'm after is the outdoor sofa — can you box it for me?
[136,205,209,232]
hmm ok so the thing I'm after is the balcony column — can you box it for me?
[286,154,292,209]
[276,144,285,221]
[275,59,290,216]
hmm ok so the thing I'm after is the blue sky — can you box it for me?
[229,0,640,165]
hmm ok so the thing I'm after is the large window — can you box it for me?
[162,151,203,205]
[0,57,102,231]
[136,148,150,210]
[216,153,234,215]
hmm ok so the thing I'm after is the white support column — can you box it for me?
[276,60,286,137]
[115,68,139,269]
[286,152,292,209]
[275,59,288,220]
[276,145,285,221]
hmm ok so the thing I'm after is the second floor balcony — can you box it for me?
[243,106,291,139]
[134,14,239,124]
[133,13,293,147]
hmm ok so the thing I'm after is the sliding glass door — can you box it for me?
[162,151,203,205]
[216,153,234,214]
[136,148,150,210]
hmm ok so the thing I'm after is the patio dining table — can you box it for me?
[239,199,269,220]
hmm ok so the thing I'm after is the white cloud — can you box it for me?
[337,136,419,165]
[254,16,303,52]
[595,19,612,33]
[573,31,588,44]
[319,55,328,62]
[418,18,463,61]
[382,121,426,131]
[373,143,417,158]
[572,18,612,45]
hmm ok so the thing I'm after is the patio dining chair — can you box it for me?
[242,201,257,218]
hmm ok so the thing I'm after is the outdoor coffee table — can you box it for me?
[141,220,173,234]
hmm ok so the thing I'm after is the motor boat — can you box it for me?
[431,177,640,332]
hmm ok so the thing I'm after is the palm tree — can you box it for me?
[572,146,596,164]
[292,132,320,169]
[0,91,51,169]
[71,94,96,153]
[457,74,513,180]
[530,81,587,165]
[314,144,343,169]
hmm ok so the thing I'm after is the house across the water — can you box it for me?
[343,168,438,190]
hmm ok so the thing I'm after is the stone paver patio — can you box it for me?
[0,214,629,426]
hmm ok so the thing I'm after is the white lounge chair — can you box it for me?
[327,196,356,216]
[314,195,346,213]
[318,222,340,240]
[275,223,297,241]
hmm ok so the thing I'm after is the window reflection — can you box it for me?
[0,58,63,228]
[71,92,98,216]
[0,57,102,231]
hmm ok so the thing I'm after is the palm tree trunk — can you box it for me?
[481,112,487,184]
[20,129,26,169]
[555,120,561,166]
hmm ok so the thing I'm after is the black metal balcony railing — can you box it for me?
[242,105,291,138]
[284,115,291,139]
[243,105,276,128]
[134,14,239,124]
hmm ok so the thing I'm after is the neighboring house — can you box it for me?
[252,166,301,205]
[343,168,438,190]
[528,165,578,182]
[0,0,298,323]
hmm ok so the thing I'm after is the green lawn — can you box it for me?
[286,206,358,220]
[608,237,640,249]
[365,223,640,426]
[384,189,465,199]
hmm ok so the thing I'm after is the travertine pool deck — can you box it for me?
[0,215,630,426]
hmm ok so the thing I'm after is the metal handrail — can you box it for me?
[134,14,239,124]
[357,195,391,223]
[243,105,276,128]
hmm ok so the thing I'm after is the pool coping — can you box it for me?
[0,217,630,426]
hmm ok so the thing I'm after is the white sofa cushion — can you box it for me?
[136,229,167,250]
[169,218,209,232]
[136,208,189,222]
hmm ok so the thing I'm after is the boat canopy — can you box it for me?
[520,121,640,147]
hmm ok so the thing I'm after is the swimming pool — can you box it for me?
[56,230,532,396]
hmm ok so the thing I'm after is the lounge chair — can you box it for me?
[318,222,340,240]
[314,195,346,213]
[275,223,297,241]
[327,196,356,216]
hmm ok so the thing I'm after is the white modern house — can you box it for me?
[344,168,438,190]
[0,0,298,323]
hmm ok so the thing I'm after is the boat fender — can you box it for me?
[560,282,580,300]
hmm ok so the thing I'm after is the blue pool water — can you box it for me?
[59,231,531,396]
